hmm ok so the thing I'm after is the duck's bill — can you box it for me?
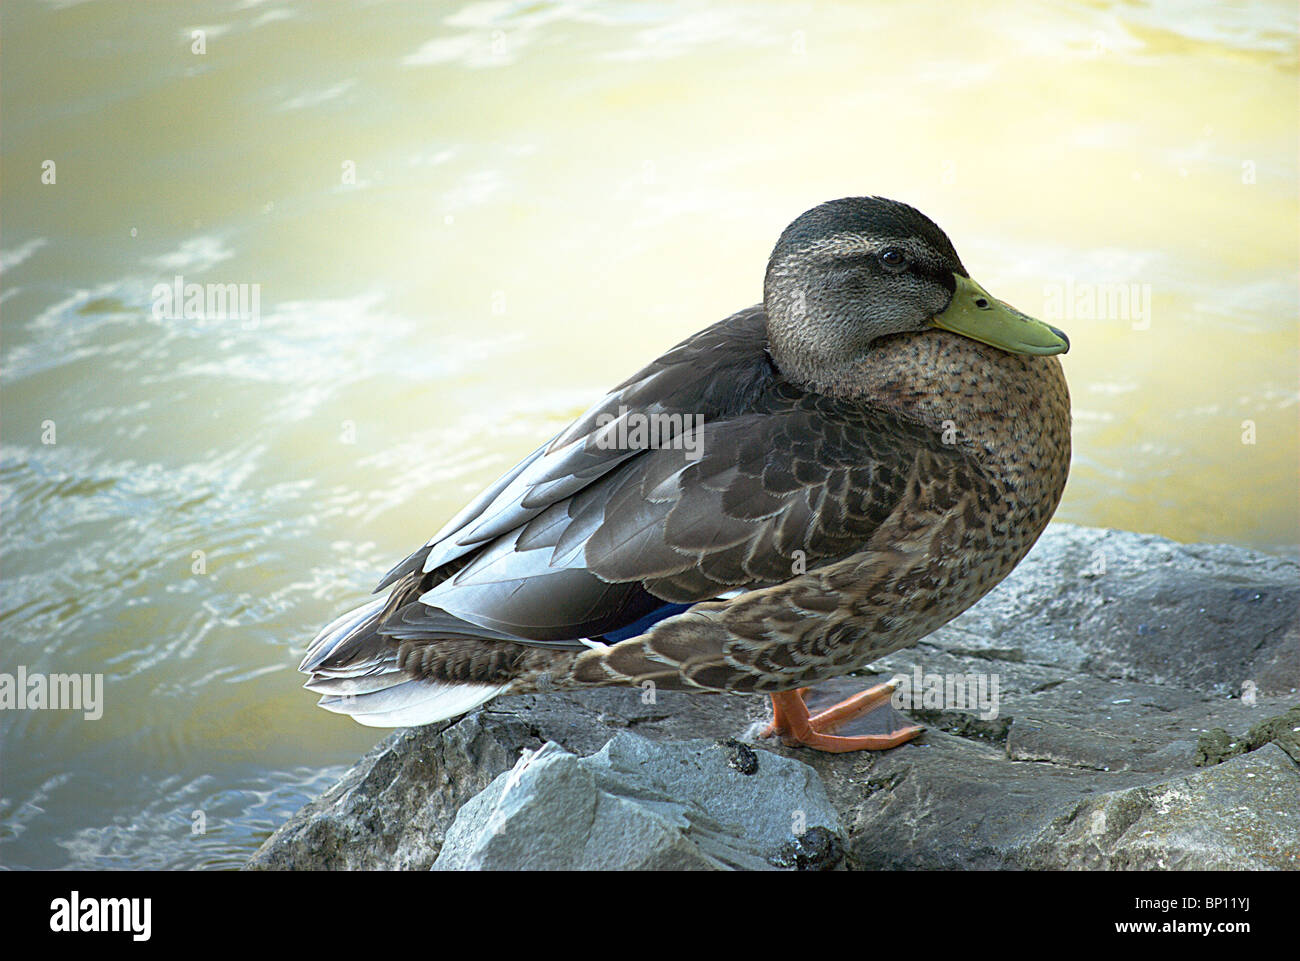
[931,275,1069,356]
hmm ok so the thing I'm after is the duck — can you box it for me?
[300,196,1071,752]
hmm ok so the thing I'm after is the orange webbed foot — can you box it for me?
[759,680,923,753]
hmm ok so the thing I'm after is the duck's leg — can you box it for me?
[763,686,811,735]
[760,680,923,753]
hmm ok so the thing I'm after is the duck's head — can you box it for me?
[763,196,1069,391]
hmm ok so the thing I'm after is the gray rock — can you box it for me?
[914,524,1299,698]
[431,734,842,870]
[246,686,765,870]
[1021,744,1300,870]
[248,524,1300,871]
[245,713,518,870]
[1193,705,1300,766]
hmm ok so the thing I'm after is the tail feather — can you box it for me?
[303,669,409,697]
[299,597,388,674]
[316,678,509,728]
[299,598,510,727]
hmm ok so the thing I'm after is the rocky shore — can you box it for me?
[247,524,1299,871]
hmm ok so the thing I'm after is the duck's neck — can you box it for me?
[840,330,1072,517]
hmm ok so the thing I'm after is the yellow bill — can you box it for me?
[931,275,1069,356]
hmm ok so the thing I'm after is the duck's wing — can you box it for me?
[301,307,775,676]
[381,305,954,643]
[371,305,779,597]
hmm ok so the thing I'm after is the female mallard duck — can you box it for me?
[301,196,1071,752]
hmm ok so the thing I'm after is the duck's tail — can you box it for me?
[298,598,511,728]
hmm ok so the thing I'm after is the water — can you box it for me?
[1,0,1296,869]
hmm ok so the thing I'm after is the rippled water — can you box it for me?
[1,0,1296,869]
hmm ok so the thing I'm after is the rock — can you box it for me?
[1194,705,1300,767]
[1022,744,1300,870]
[1241,704,1300,763]
[1193,727,1242,767]
[249,524,1300,870]
[906,524,1299,699]
[769,826,846,870]
[245,713,519,870]
[246,686,765,870]
[431,734,843,871]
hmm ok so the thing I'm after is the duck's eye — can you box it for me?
[879,247,907,270]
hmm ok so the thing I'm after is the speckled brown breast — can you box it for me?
[832,331,1071,671]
